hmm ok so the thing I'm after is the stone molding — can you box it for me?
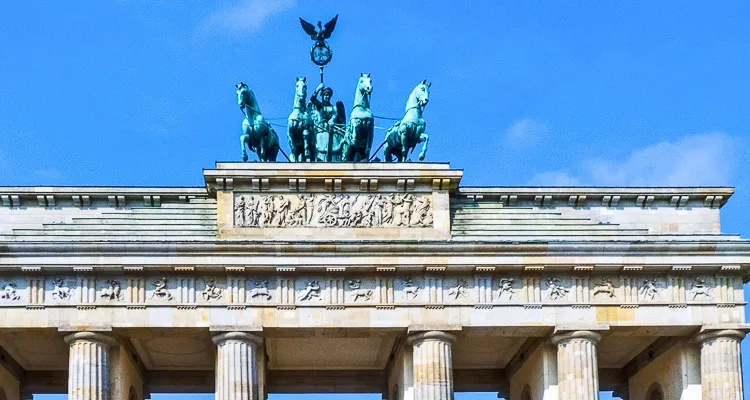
[550,330,603,345]
[694,329,747,343]
[63,332,119,347]
[406,330,457,345]
[212,332,264,346]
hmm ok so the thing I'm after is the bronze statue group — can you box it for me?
[237,15,431,163]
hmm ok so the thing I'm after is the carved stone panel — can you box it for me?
[233,193,433,228]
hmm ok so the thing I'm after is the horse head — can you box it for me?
[358,73,373,96]
[415,79,431,107]
[295,77,307,101]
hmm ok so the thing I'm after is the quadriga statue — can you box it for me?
[286,77,315,162]
[342,73,374,162]
[236,82,280,162]
[384,80,430,162]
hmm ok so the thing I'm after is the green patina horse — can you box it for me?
[343,73,374,162]
[236,82,279,162]
[384,80,430,162]
[286,77,315,162]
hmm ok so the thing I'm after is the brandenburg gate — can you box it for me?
[0,162,748,400]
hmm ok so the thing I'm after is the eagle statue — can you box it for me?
[299,14,339,44]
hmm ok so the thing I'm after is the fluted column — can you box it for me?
[212,332,263,400]
[695,329,746,400]
[551,330,601,400]
[407,331,457,400]
[64,332,118,400]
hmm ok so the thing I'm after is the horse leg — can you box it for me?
[384,140,393,163]
[399,127,408,162]
[240,134,249,162]
[418,132,429,161]
[303,127,310,162]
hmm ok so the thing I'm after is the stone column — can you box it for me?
[64,332,118,400]
[550,330,601,400]
[406,331,457,400]
[213,332,263,400]
[695,329,746,400]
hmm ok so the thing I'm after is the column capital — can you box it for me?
[63,331,118,347]
[550,330,602,345]
[212,331,263,346]
[406,330,457,345]
[694,329,746,344]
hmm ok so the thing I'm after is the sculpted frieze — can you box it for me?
[689,277,713,301]
[497,278,515,301]
[0,273,740,308]
[233,193,433,228]
[51,278,72,301]
[0,282,20,302]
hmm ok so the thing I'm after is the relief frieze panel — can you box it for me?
[233,193,433,228]
[0,273,741,309]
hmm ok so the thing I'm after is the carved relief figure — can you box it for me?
[249,280,272,300]
[448,279,468,300]
[497,278,515,300]
[640,279,659,301]
[0,282,20,301]
[348,280,373,302]
[51,278,72,301]
[593,279,616,299]
[151,278,173,301]
[690,278,713,300]
[202,278,223,301]
[547,278,569,300]
[403,277,419,300]
[234,194,432,228]
[298,280,321,301]
[101,280,123,301]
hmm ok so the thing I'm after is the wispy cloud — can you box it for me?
[505,118,548,146]
[199,0,296,35]
[530,132,740,186]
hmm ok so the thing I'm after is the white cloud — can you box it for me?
[199,0,296,35]
[505,118,549,145]
[530,132,739,186]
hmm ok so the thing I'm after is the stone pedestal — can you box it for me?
[406,331,457,400]
[213,332,263,400]
[551,330,601,400]
[64,332,118,400]
[695,329,746,400]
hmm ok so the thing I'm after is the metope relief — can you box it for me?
[233,193,433,228]
[298,280,322,302]
[100,280,123,301]
[151,278,174,302]
[639,279,661,301]
[448,279,469,300]
[249,280,272,301]
[689,277,713,301]
[546,278,570,301]
[593,279,616,300]
[402,277,420,301]
[0,282,21,302]
[51,278,72,301]
[348,280,373,302]
[201,278,223,301]
[497,278,515,301]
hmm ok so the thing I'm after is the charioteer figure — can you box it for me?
[308,83,346,162]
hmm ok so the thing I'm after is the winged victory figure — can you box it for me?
[299,14,339,44]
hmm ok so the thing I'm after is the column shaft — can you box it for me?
[64,332,118,400]
[407,331,456,400]
[213,332,262,400]
[696,329,745,400]
[551,330,601,400]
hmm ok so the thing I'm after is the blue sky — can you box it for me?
[1,1,749,399]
